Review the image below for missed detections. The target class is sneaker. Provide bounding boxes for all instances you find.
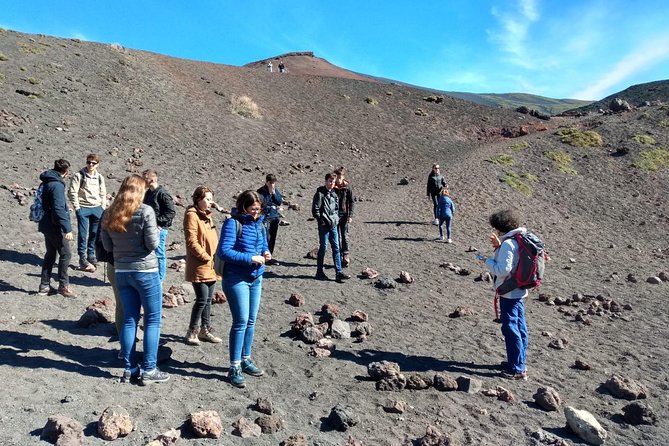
[37,285,53,296]
[437,236,444,241]
[336,272,351,283]
[140,368,170,386]
[57,286,77,298]
[447,239,453,243]
[432,219,439,225]
[228,365,246,388]
[79,262,96,272]
[185,328,201,345]
[121,367,140,383]
[315,272,329,281]
[198,327,222,343]
[500,370,528,381]
[241,358,264,376]
[342,255,350,268]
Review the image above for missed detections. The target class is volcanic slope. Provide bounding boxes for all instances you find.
[0,29,669,445]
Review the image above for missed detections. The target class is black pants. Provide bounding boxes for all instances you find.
[430,194,439,219]
[189,281,216,329]
[40,231,72,288]
[265,219,280,254]
[337,215,350,255]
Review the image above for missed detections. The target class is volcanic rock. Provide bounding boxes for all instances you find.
[622,401,657,425]
[456,376,482,394]
[281,434,308,446]
[405,373,432,390]
[97,405,133,440]
[300,326,324,344]
[383,399,410,414]
[331,319,351,339]
[232,416,261,438]
[564,406,607,445]
[288,292,305,306]
[433,373,458,392]
[76,298,115,327]
[368,361,401,380]
[533,387,562,411]
[418,425,452,446]
[328,404,359,431]
[397,270,414,283]
[41,415,84,446]
[603,374,647,400]
[255,414,283,434]
[189,410,222,439]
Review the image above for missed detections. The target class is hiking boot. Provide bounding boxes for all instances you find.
[121,367,140,383]
[336,272,351,283]
[315,271,329,281]
[241,358,264,377]
[500,370,528,381]
[342,255,350,267]
[198,327,222,343]
[87,256,99,266]
[140,368,170,386]
[185,328,201,345]
[228,365,246,388]
[79,262,96,272]
[58,286,77,298]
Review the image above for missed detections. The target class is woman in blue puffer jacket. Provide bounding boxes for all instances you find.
[218,190,270,388]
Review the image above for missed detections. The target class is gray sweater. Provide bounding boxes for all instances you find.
[101,204,160,271]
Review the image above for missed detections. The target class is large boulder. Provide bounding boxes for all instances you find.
[328,405,359,431]
[603,374,647,400]
[564,406,607,445]
[533,387,562,411]
[189,410,222,439]
[97,405,133,440]
[41,415,84,446]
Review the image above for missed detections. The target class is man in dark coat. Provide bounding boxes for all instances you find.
[142,169,176,282]
[333,167,355,267]
[311,172,350,283]
[38,159,76,297]
[257,173,283,265]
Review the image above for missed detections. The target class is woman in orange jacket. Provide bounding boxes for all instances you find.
[183,186,223,345]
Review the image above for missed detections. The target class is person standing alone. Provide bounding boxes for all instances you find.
[333,167,355,267]
[68,153,107,272]
[426,163,447,225]
[38,159,76,297]
[142,169,176,282]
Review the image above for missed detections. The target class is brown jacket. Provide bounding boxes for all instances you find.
[184,206,218,282]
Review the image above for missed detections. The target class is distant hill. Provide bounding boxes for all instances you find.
[562,79,669,115]
[246,52,591,115]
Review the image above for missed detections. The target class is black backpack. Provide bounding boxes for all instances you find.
[496,231,545,294]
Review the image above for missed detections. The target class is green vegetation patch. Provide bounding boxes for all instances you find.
[632,134,656,145]
[0,52,8,61]
[659,119,669,128]
[0,73,5,82]
[27,77,40,85]
[365,97,378,106]
[500,171,532,196]
[555,127,603,148]
[19,42,46,55]
[231,95,261,119]
[509,141,529,152]
[633,148,669,171]
[544,150,577,175]
[489,154,515,166]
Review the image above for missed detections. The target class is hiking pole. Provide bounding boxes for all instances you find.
[103,262,107,284]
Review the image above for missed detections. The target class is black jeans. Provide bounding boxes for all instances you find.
[430,194,439,219]
[40,231,72,288]
[189,281,216,329]
[337,214,350,255]
[265,218,280,254]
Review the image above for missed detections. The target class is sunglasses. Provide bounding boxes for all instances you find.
[87,161,99,165]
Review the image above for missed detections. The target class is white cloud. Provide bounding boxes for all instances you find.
[572,34,669,100]
[69,31,90,42]
[489,0,540,69]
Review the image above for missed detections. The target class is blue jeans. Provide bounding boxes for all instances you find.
[116,271,163,372]
[223,273,263,363]
[317,224,342,274]
[76,206,103,263]
[438,216,452,239]
[155,228,168,281]
[500,297,529,373]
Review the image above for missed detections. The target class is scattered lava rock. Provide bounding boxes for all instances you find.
[622,401,657,425]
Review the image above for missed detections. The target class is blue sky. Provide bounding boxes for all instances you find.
[2,0,668,100]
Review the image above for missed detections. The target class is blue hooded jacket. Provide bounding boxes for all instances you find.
[38,169,72,234]
[437,195,455,219]
[218,213,268,280]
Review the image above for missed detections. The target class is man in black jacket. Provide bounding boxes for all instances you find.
[38,159,76,297]
[333,167,355,267]
[142,169,176,282]
[257,174,283,265]
[311,172,350,283]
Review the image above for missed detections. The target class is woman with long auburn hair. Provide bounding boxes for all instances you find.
[101,174,169,386]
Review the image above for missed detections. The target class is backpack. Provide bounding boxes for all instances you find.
[29,183,45,222]
[214,217,242,276]
[496,231,545,295]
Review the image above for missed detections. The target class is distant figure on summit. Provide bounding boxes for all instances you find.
[278,61,286,73]
[267,61,273,73]
[426,163,447,225]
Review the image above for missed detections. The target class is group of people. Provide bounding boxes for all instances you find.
[36,155,531,386]
[266,60,286,73]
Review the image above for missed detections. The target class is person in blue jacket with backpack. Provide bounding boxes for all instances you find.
[477,209,529,380]
[218,190,271,388]
[436,187,455,243]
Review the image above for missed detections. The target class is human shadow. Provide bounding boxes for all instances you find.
[0,248,43,266]
[263,271,317,280]
[330,348,500,378]
[41,319,115,338]
[25,272,107,287]
[542,426,588,444]
[270,260,312,268]
[365,220,428,226]
[0,279,31,294]
[0,330,115,378]
[383,237,426,242]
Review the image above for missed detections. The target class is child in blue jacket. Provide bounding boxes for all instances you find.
[436,187,455,242]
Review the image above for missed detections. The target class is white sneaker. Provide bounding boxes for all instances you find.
[432,219,439,225]
[447,239,452,243]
